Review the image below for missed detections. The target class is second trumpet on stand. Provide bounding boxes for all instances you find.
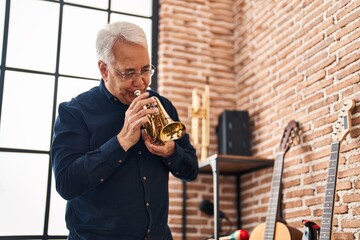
[191,81,210,162]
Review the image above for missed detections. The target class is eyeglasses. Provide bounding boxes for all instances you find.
[111,64,156,82]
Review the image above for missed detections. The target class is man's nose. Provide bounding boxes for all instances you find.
[132,74,145,86]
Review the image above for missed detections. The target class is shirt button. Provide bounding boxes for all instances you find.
[138,151,142,155]
[143,176,147,181]
[167,162,172,165]
[100,178,104,182]
[118,159,123,164]
[148,228,151,233]
[146,202,150,207]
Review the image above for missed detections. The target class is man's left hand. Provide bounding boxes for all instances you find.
[142,131,175,158]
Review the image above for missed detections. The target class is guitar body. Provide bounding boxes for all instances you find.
[250,222,303,240]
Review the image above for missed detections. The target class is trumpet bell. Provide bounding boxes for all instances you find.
[160,122,186,142]
[134,90,186,144]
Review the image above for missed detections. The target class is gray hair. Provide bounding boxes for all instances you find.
[96,21,148,64]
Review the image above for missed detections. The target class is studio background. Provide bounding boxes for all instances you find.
[0,0,359,240]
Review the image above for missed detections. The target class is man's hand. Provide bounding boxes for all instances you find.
[142,131,175,158]
[117,92,158,151]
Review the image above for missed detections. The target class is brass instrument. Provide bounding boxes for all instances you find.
[190,79,210,161]
[134,90,186,144]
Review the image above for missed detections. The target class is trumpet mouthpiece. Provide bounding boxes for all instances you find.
[134,90,141,97]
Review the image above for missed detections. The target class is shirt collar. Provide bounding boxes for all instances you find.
[99,79,121,104]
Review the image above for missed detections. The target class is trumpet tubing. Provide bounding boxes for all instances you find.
[134,90,186,144]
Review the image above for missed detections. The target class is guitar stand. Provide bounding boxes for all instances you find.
[302,220,320,240]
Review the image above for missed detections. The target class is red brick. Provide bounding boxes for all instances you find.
[161,0,360,236]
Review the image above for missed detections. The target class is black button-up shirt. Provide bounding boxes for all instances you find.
[51,80,198,240]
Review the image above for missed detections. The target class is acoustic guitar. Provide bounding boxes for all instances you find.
[302,99,355,240]
[249,120,303,240]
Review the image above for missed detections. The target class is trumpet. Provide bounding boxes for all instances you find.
[134,90,186,144]
[190,79,210,161]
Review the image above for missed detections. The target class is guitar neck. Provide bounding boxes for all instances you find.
[319,141,340,240]
[264,152,285,240]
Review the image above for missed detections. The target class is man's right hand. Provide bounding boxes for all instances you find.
[117,92,158,151]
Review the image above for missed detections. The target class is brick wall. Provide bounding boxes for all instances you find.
[158,0,360,239]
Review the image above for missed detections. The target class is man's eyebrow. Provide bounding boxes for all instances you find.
[110,66,135,74]
[116,64,151,72]
[119,68,135,73]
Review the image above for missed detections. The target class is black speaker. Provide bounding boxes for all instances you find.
[217,110,252,156]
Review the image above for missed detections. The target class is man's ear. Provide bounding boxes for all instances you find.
[98,60,108,80]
